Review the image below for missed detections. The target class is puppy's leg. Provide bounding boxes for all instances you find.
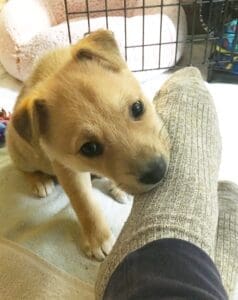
[92,178,130,204]
[52,161,115,261]
[23,171,55,198]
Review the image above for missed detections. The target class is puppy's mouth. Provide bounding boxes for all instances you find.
[117,181,160,196]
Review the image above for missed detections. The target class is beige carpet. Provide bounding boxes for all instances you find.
[0,237,94,299]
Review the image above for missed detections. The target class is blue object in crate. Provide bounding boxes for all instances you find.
[213,53,238,75]
[218,19,238,53]
[0,122,6,144]
[214,19,238,75]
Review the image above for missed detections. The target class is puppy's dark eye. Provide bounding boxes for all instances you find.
[80,142,103,157]
[131,100,144,119]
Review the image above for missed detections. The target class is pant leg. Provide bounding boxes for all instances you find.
[103,238,228,300]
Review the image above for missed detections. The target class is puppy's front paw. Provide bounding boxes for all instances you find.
[107,185,130,204]
[33,178,55,198]
[81,229,115,261]
[24,172,55,198]
[92,178,130,204]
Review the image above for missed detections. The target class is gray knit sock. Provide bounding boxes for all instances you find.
[95,67,222,299]
[215,181,238,299]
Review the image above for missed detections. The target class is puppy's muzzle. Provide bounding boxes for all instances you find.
[139,157,167,185]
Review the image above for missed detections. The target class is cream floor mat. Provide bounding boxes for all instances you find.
[0,147,132,286]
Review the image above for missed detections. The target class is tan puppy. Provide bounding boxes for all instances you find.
[7,30,170,260]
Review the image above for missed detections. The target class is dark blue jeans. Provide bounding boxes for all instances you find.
[103,239,228,300]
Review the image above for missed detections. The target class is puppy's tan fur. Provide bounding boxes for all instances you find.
[7,30,170,260]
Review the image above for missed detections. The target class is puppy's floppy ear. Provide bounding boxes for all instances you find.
[12,99,48,143]
[72,29,127,72]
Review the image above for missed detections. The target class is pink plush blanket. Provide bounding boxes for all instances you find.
[0,0,187,81]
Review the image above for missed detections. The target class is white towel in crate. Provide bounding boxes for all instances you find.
[0,0,187,81]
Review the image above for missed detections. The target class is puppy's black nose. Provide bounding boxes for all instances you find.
[139,157,167,185]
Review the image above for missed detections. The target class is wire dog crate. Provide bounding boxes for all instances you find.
[63,0,238,82]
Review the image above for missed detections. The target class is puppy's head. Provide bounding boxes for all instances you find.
[13,30,170,194]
